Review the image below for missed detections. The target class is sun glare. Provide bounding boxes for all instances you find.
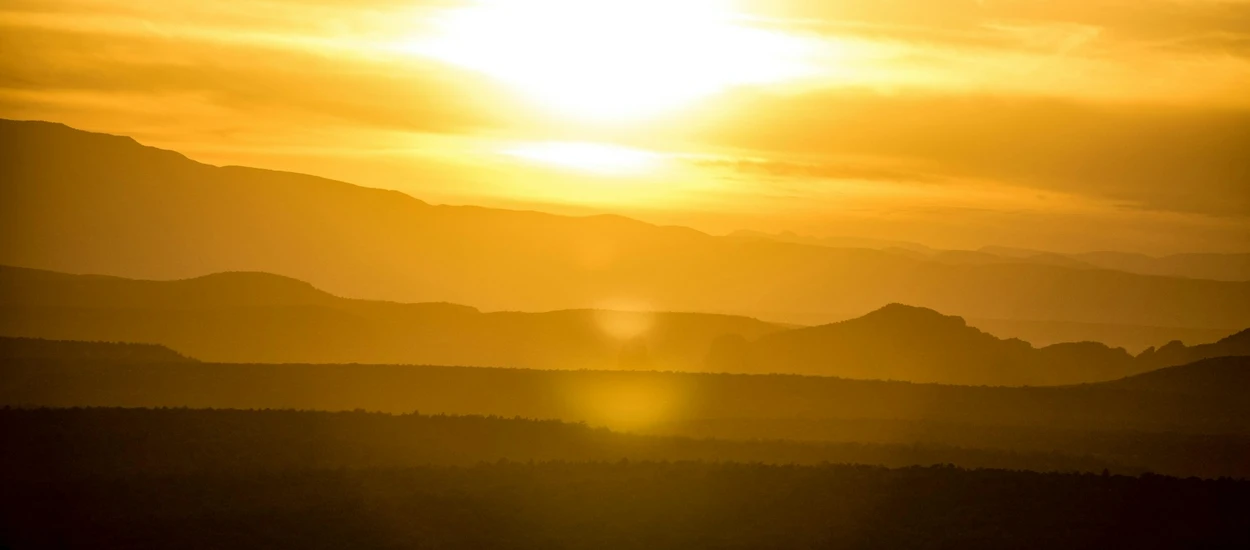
[504,141,662,175]
[410,0,815,121]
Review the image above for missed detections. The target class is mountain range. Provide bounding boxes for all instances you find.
[3,265,1246,385]
[729,232,1250,282]
[3,119,1248,334]
[707,304,1250,385]
[0,265,782,370]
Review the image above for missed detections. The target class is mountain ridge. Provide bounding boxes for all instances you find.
[0,264,780,369]
[708,303,1146,385]
[5,264,1247,385]
[3,118,1248,331]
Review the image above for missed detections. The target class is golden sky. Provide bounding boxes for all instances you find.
[2,0,1248,253]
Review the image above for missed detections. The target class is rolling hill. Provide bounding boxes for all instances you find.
[6,457,1246,550]
[707,304,1146,385]
[1135,330,1250,372]
[5,339,1250,478]
[0,408,1126,479]
[961,317,1236,355]
[4,266,1247,384]
[709,304,1250,385]
[3,119,1248,331]
[1098,355,1250,396]
[5,344,1249,437]
[0,265,783,370]
[730,233,1250,282]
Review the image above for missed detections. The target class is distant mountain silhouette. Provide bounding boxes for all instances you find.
[707,304,1147,385]
[0,265,781,369]
[0,336,192,363]
[964,317,1235,355]
[1097,356,1250,396]
[726,230,935,254]
[0,266,336,309]
[708,304,1250,385]
[1135,329,1250,372]
[6,265,1247,384]
[980,246,1250,282]
[929,249,1096,270]
[3,119,1248,332]
[731,236,1249,282]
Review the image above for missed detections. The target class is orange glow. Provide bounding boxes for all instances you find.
[504,142,662,175]
[408,0,816,121]
[2,2,1250,541]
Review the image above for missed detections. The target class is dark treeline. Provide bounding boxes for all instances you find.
[6,350,1250,478]
[3,461,1248,550]
[648,417,1250,479]
[4,357,1248,435]
[0,408,1128,479]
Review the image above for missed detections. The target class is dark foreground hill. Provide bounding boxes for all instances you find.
[1098,355,1250,396]
[0,408,1125,479]
[7,267,1247,384]
[2,459,1246,550]
[3,119,1248,331]
[1,409,1248,549]
[6,350,1250,435]
[5,351,1250,478]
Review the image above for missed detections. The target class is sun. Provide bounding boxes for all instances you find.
[409,0,814,121]
[504,141,661,175]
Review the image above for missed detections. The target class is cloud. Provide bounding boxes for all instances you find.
[744,0,1250,46]
[737,0,1250,98]
[690,89,1250,217]
[691,157,945,185]
[0,19,510,139]
[2,0,1247,224]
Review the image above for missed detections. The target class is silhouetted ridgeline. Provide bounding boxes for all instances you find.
[7,338,1250,477]
[738,233,1250,282]
[0,265,781,372]
[1136,330,1250,372]
[3,120,1248,330]
[0,336,191,363]
[964,316,1235,355]
[708,304,1250,384]
[0,408,1130,479]
[2,461,1247,550]
[1050,249,1250,282]
[711,304,1122,384]
[1098,355,1250,396]
[5,266,1247,384]
[4,355,1249,436]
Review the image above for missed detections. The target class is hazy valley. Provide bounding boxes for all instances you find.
[4,120,1247,332]
[2,117,1248,548]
